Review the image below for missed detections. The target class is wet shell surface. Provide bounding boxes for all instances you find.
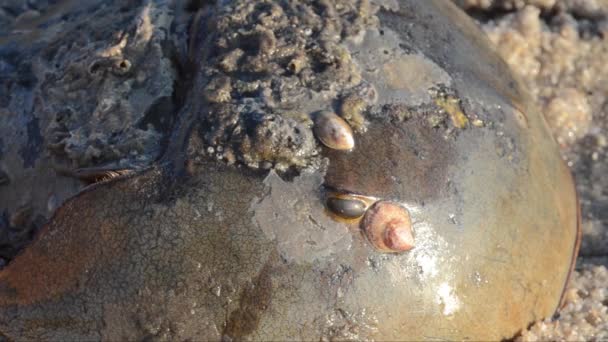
[361,201,415,252]
[0,0,580,341]
[326,196,368,219]
[313,111,355,151]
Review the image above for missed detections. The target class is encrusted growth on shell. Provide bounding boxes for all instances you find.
[190,0,380,171]
[57,166,135,184]
[40,5,173,169]
[428,87,485,131]
[340,93,369,132]
[366,86,486,136]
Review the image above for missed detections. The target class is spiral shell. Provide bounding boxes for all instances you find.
[361,201,414,253]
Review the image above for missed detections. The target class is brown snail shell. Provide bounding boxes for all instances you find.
[313,110,355,151]
[361,201,414,253]
[326,196,367,219]
[324,192,377,220]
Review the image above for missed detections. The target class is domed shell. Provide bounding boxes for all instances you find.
[0,1,579,341]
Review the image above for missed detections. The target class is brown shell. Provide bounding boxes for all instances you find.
[313,111,355,151]
[361,201,414,252]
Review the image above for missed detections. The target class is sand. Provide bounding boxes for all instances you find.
[455,0,608,339]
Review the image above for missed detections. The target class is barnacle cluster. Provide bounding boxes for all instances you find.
[190,0,379,171]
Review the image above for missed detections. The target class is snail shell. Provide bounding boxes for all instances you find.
[313,110,355,151]
[325,192,377,220]
[326,197,367,219]
[361,201,414,253]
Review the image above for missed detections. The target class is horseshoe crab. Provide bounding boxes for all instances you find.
[0,0,579,340]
